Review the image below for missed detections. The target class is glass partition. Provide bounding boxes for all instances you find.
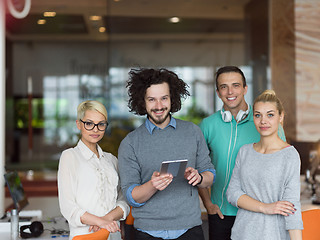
[5,0,268,172]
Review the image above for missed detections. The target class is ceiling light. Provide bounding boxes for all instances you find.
[99,27,106,33]
[169,17,180,23]
[43,12,56,17]
[90,15,102,21]
[37,19,46,25]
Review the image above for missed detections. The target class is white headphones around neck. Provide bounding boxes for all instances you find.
[221,108,249,123]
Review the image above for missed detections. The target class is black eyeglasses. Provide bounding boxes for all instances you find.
[80,119,108,131]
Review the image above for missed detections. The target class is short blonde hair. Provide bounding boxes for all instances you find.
[253,89,284,115]
[77,100,108,121]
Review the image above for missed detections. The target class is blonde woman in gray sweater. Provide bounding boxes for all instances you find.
[226,90,303,240]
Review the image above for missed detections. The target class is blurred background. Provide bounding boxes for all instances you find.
[2,0,320,200]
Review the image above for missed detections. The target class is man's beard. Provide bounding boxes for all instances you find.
[147,108,170,125]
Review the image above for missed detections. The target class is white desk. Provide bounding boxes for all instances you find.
[0,232,68,240]
[3,197,69,239]
[0,217,69,240]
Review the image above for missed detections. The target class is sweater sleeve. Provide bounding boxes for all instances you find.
[226,146,246,208]
[194,124,215,177]
[281,148,303,230]
[118,134,143,204]
[199,119,209,144]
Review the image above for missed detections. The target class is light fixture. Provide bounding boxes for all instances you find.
[37,19,46,25]
[168,17,180,23]
[7,0,31,19]
[99,27,106,33]
[43,12,56,17]
[89,15,102,21]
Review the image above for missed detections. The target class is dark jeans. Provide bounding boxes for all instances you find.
[208,214,235,240]
[124,223,135,240]
[134,225,205,240]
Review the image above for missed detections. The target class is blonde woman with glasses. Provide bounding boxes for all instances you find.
[58,100,129,240]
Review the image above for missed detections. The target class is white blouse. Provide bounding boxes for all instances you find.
[58,140,129,240]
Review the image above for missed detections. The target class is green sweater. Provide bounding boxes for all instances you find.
[200,106,273,216]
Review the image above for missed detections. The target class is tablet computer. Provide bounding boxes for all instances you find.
[160,159,188,178]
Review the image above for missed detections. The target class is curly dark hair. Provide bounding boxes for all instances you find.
[126,68,190,115]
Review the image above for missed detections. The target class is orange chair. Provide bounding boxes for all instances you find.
[125,207,134,226]
[72,229,110,240]
[302,208,320,240]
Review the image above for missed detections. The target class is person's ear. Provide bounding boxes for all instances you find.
[76,120,81,130]
[243,85,248,96]
[216,88,221,99]
[279,112,284,125]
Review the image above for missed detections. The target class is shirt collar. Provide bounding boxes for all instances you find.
[77,139,104,160]
[145,116,176,135]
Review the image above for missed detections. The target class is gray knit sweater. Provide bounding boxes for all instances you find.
[118,118,215,231]
[226,144,303,240]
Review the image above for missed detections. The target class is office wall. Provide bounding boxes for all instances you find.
[296,0,320,142]
[270,0,296,142]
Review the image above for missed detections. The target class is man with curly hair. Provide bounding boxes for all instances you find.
[118,68,216,240]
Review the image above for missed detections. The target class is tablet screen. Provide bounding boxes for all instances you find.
[160,159,188,178]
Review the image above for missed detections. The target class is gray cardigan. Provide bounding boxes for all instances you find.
[118,118,215,231]
[226,144,303,240]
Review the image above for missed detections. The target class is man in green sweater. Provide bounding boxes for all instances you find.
[118,68,215,240]
[199,66,285,240]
